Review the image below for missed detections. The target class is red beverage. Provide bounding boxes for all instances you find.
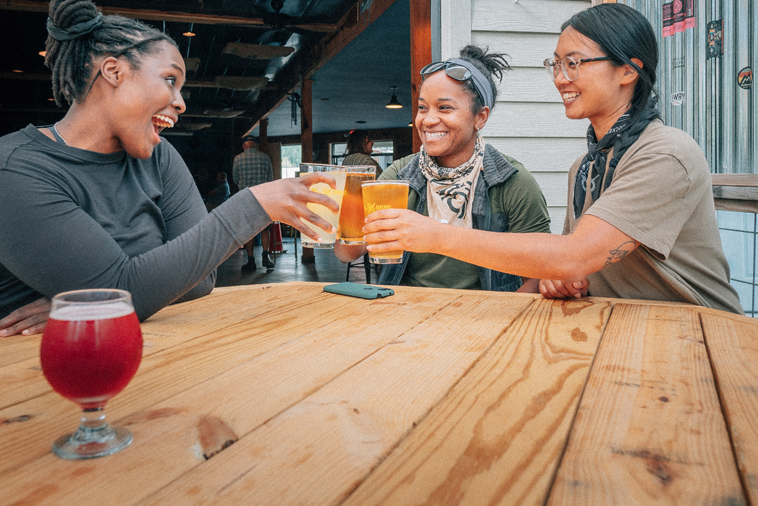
[41,304,142,410]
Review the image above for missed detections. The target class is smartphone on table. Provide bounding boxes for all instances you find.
[323,282,394,300]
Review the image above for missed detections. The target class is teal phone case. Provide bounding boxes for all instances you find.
[323,282,395,300]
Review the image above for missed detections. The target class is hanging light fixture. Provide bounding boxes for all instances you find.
[183,23,196,37]
[386,86,402,109]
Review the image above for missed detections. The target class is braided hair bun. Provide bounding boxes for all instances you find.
[458,45,511,112]
[45,0,176,106]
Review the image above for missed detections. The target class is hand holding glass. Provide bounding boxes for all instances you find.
[338,166,376,245]
[361,180,409,264]
[298,164,347,249]
[40,289,143,459]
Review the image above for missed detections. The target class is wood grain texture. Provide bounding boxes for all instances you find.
[0,286,276,413]
[342,298,610,506]
[0,284,468,504]
[549,304,745,505]
[712,174,758,187]
[1,283,751,506]
[712,185,758,202]
[713,198,758,214]
[700,313,758,503]
[0,333,42,368]
[0,284,332,475]
[139,293,534,505]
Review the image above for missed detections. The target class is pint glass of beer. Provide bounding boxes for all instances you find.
[298,164,346,249]
[361,180,409,264]
[338,166,376,245]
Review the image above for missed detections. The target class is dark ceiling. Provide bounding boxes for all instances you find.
[0,0,412,139]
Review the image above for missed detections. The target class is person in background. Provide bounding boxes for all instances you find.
[342,130,382,176]
[335,46,551,292]
[359,4,743,314]
[233,135,275,271]
[0,0,339,336]
[205,171,230,211]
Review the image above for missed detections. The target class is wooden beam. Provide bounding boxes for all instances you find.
[213,76,269,91]
[0,71,50,81]
[300,77,315,262]
[0,0,337,31]
[301,78,313,164]
[0,72,279,92]
[246,0,398,134]
[410,0,432,153]
[223,43,295,60]
[712,174,758,187]
[711,175,758,213]
[714,199,758,214]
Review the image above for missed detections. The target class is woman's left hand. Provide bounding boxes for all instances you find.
[539,278,590,299]
[0,296,51,337]
[363,209,443,254]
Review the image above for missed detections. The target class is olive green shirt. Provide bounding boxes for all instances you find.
[380,152,551,289]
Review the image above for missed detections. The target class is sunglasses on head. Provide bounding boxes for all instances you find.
[420,61,472,82]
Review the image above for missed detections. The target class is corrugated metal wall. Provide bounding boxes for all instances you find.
[621,0,756,174]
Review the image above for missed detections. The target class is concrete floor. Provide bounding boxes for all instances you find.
[216,238,378,287]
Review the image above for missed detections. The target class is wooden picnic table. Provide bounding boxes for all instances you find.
[1,282,757,505]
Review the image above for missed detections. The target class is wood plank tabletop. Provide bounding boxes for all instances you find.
[0,282,756,505]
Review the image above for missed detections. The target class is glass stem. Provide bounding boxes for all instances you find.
[72,407,114,444]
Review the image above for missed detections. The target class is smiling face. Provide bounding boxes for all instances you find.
[415,71,488,168]
[108,41,186,159]
[553,27,637,140]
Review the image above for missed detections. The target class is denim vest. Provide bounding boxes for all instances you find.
[377,144,523,292]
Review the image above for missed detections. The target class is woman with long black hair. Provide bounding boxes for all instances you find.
[360,4,742,314]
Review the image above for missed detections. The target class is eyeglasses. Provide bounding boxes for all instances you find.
[543,56,612,82]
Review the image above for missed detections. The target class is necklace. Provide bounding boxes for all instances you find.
[52,123,71,147]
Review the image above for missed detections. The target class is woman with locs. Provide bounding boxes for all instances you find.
[336,46,552,292]
[0,0,339,336]
[358,4,742,314]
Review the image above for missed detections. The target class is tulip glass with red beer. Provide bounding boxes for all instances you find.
[40,289,143,459]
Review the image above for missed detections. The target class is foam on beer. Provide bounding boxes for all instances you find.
[51,302,134,321]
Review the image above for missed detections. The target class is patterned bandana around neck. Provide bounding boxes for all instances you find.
[420,134,485,228]
[573,104,659,219]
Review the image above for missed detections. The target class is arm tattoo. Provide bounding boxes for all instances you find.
[604,241,637,268]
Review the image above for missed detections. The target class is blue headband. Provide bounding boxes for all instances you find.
[47,13,103,41]
[448,58,494,110]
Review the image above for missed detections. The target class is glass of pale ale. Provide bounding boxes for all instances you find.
[40,289,143,459]
[361,180,410,264]
[338,166,376,244]
[298,163,347,249]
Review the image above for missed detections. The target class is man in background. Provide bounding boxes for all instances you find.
[205,172,230,211]
[233,135,275,271]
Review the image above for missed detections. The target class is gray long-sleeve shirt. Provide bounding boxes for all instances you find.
[0,125,270,321]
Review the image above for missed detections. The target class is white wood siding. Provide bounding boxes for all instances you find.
[442,0,591,233]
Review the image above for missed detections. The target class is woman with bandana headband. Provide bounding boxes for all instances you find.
[358,4,742,315]
[335,46,552,292]
[0,0,340,335]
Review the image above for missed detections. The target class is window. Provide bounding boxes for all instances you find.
[281,144,302,179]
[331,140,394,169]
